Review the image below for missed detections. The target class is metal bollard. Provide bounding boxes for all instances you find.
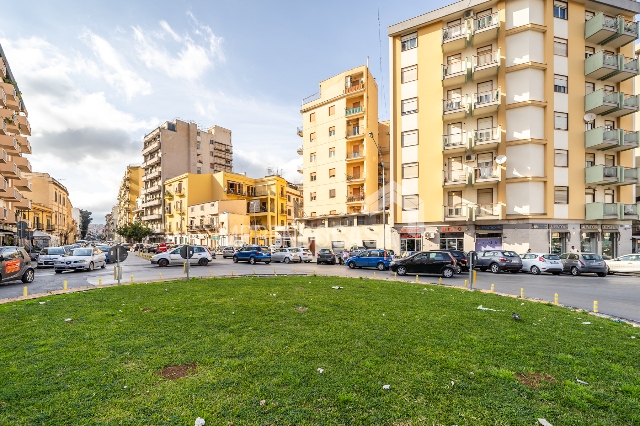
[473,270,477,285]
[520,288,524,299]
[63,280,68,290]
[491,283,494,293]
[594,300,598,313]
[554,293,558,305]
[23,286,27,297]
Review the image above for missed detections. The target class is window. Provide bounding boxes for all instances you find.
[401,65,418,83]
[210,151,214,157]
[329,147,335,157]
[402,195,419,210]
[329,189,336,198]
[554,75,568,93]
[310,112,315,122]
[329,210,336,215]
[210,139,214,145]
[310,152,316,162]
[604,120,615,131]
[401,32,417,51]
[554,38,567,56]
[328,105,335,116]
[310,172,317,182]
[554,186,568,204]
[554,112,568,130]
[197,141,201,150]
[585,153,595,167]
[555,149,568,167]
[329,168,336,178]
[604,189,615,203]
[402,162,419,179]
[554,1,568,19]
[585,10,595,21]
[585,188,595,204]
[401,98,418,115]
[604,84,615,92]
[585,46,595,58]
[329,126,335,136]
[310,192,317,201]
[310,132,316,143]
[401,130,418,147]
[605,154,616,167]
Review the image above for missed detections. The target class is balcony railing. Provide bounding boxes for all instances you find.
[473,87,500,109]
[296,126,303,137]
[347,195,364,203]
[443,97,468,114]
[346,127,363,138]
[442,60,467,79]
[344,83,364,94]
[624,203,639,216]
[474,12,499,33]
[474,50,499,69]
[442,133,466,150]
[296,146,303,155]
[474,126,501,144]
[345,106,364,116]
[473,166,500,181]
[444,204,468,218]
[346,151,364,160]
[443,169,468,185]
[442,22,467,43]
[346,173,365,182]
[475,203,500,217]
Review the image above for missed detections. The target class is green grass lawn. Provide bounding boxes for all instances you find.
[1,277,639,425]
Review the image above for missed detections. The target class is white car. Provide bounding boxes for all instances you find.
[151,246,213,267]
[520,252,563,275]
[606,254,640,274]
[289,247,312,263]
[37,246,66,268]
[271,248,301,263]
[54,247,107,273]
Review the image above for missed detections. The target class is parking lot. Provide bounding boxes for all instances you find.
[2,253,639,323]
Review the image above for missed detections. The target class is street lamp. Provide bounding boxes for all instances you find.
[367,131,386,250]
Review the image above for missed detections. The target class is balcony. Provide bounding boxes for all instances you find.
[46,225,55,232]
[442,59,468,87]
[443,169,470,187]
[444,204,472,221]
[584,89,632,117]
[296,146,303,155]
[623,203,640,219]
[0,148,5,163]
[472,126,501,150]
[585,52,639,83]
[141,213,163,221]
[0,88,5,108]
[345,106,364,117]
[443,97,469,120]
[15,136,31,154]
[14,198,31,211]
[0,177,6,192]
[16,115,30,136]
[143,169,161,181]
[143,155,161,167]
[472,49,500,81]
[472,11,500,45]
[346,173,365,183]
[344,83,364,95]
[585,13,619,45]
[141,141,160,156]
[346,127,363,138]
[145,184,161,194]
[471,166,500,185]
[474,203,501,219]
[346,195,364,203]
[585,202,640,220]
[142,198,162,208]
[442,132,467,152]
[14,156,31,172]
[4,188,22,202]
[297,126,303,137]
[346,151,364,161]
[472,87,500,115]
[0,161,19,178]
[14,178,32,192]
[442,21,469,53]
[0,135,18,155]
[297,164,303,174]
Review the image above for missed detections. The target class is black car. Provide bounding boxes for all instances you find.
[389,251,456,278]
[317,249,336,265]
[438,249,468,273]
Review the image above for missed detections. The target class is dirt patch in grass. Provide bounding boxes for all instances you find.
[516,372,555,389]
[295,286,304,291]
[295,306,308,313]
[158,363,197,380]
[141,308,152,313]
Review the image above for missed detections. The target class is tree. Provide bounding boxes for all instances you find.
[79,209,92,239]
[116,222,153,243]
[59,223,79,245]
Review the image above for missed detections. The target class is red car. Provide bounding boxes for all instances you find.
[157,243,168,253]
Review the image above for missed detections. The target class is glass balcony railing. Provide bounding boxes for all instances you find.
[345,106,363,116]
[442,60,467,81]
[474,126,501,144]
[443,169,468,185]
[444,204,469,218]
[442,133,466,150]
[473,88,500,109]
[475,203,500,217]
[442,23,466,43]
[474,12,499,33]
[473,166,499,180]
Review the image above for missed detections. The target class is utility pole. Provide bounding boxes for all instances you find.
[368,132,386,250]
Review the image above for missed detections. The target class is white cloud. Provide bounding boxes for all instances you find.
[159,21,182,42]
[80,30,152,99]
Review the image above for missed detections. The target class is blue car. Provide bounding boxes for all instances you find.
[346,249,392,271]
[97,246,113,263]
[233,246,271,265]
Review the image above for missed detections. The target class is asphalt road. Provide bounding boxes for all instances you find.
[2,253,639,323]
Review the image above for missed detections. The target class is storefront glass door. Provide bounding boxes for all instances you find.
[439,232,464,250]
[550,232,567,255]
[580,233,597,253]
[601,232,616,258]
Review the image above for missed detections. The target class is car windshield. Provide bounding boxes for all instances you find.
[72,249,93,256]
[503,251,519,257]
[43,247,65,255]
[319,249,331,254]
[582,254,602,261]
[98,247,110,252]
[543,254,560,260]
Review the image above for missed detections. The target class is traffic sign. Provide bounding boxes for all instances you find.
[108,245,129,262]
[180,245,195,259]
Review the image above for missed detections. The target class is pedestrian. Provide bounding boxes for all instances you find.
[527,248,532,253]
[569,245,578,253]
[342,249,349,264]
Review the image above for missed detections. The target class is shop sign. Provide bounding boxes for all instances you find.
[531,224,549,229]
[440,226,467,233]
[602,225,620,231]
[581,224,600,230]
[399,227,423,234]
[550,224,568,229]
[476,225,503,231]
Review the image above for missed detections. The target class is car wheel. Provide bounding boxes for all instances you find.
[232,256,238,263]
[570,266,580,276]
[454,265,462,274]
[442,267,454,278]
[490,263,500,274]
[397,266,407,276]
[530,266,541,275]
[88,262,94,271]
[597,272,607,277]
[376,262,386,271]
[159,259,169,267]
[55,270,63,274]
[198,258,208,266]
[249,257,256,265]
[348,262,356,269]
[21,269,35,283]
[284,257,290,264]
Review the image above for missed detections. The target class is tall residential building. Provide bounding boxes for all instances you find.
[389,0,639,257]
[0,44,33,245]
[140,119,233,241]
[116,165,142,230]
[295,66,392,253]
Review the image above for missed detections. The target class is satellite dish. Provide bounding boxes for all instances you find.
[584,113,596,122]
[495,155,507,165]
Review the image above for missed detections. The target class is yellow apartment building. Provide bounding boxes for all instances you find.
[187,199,250,248]
[163,173,216,243]
[389,0,639,257]
[116,165,142,231]
[295,66,393,253]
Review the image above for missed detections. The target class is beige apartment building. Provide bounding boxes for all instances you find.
[116,165,142,232]
[140,119,233,241]
[0,44,33,245]
[187,199,250,247]
[389,0,639,257]
[296,66,393,253]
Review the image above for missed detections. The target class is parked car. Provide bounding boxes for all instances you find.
[271,248,301,264]
[156,243,169,253]
[96,245,113,263]
[221,246,236,259]
[0,246,35,283]
[346,249,393,271]
[520,252,563,275]
[289,247,312,263]
[233,246,271,264]
[606,254,640,274]
[317,249,337,265]
[476,250,523,273]
[389,251,456,278]
[559,252,608,276]
[437,249,468,273]
[24,247,41,262]
[133,243,144,252]
[37,246,67,268]
[349,246,366,257]
[54,247,107,273]
[151,245,213,267]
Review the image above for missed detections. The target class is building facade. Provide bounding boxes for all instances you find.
[116,165,142,233]
[187,199,250,247]
[389,0,639,257]
[140,119,233,241]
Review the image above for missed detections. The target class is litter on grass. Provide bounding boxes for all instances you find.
[269,294,276,297]
[477,305,503,312]
[538,419,553,426]
[382,385,390,390]
[39,302,46,305]
[576,379,589,385]
[331,286,343,290]
[631,336,636,339]
[195,417,206,426]
[582,322,591,325]
[317,368,324,373]
[64,318,72,323]
[259,400,266,406]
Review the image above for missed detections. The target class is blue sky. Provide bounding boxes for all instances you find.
[0,0,448,220]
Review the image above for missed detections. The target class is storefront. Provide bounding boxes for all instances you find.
[399,227,423,253]
[549,224,569,255]
[580,224,599,253]
[601,225,619,258]
[439,226,465,250]
[475,225,502,251]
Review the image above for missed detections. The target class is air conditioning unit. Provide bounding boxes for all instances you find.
[424,232,436,239]
[465,154,476,162]
[463,9,474,18]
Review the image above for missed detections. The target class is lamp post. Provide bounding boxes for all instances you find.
[368,132,386,250]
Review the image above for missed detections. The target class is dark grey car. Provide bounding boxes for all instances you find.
[559,253,607,277]
[476,250,523,273]
[0,246,35,283]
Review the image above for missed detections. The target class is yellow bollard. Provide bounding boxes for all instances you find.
[473,270,477,285]
[293,268,296,274]
[554,293,558,305]
[373,271,376,278]
[439,277,443,285]
[63,280,68,290]
[394,273,397,281]
[416,275,419,283]
[183,262,186,274]
[464,279,468,288]
[23,286,27,297]
[253,269,256,275]
[491,283,494,293]
[98,278,102,286]
[130,275,134,283]
[231,270,234,276]
[113,266,116,279]
[159,273,162,280]
[594,300,598,313]
[274,269,276,275]
[520,288,524,298]
[209,270,212,277]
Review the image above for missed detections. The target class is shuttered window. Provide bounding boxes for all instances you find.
[401,66,417,83]
[401,130,418,147]
[554,187,568,204]
[554,38,567,56]
[328,105,335,116]
[401,32,417,51]
[401,98,418,115]
[402,163,419,179]
[554,112,568,130]
[554,75,568,93]
[402,195,419,210]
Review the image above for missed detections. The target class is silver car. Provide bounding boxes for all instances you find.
[520,253,563,275]
[54,247,107,273]
[221,246,236,259]
[37,247,67,268]
[151,245,213,267]
[559,252,607,277]
[271,248,301,264]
